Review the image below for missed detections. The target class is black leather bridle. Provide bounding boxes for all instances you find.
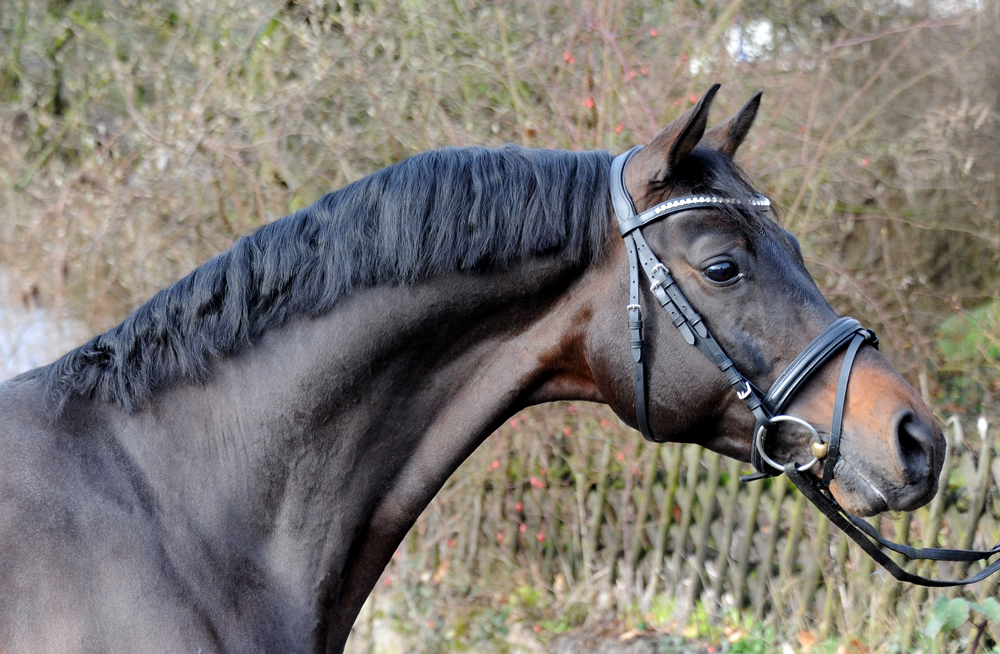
[610,146,1000,586]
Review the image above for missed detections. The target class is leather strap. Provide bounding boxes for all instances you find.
[786,464,1000,586]
[764,318,876,415]
[610,147,767,445]
[824,333,865,484]
[615,149,657,442]
[610,146,641,218]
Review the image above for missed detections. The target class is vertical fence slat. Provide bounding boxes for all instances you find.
[960,420,993,554]
[870,512,911,642]
[710,458,744,608]
[646,443,683,599]
[732,478,765,610]
[752,477,789,622]
[772,489,808,616]
[583,438,612,586]
[627,447,660,570]
[668,445,703,595]
[677,450,722,620]
[793,508,829,630]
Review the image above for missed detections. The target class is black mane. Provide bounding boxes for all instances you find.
[32,146,615,411]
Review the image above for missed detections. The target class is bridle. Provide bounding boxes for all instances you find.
[610,146,1000,587]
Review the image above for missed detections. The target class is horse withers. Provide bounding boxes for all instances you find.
[0,87,942,653]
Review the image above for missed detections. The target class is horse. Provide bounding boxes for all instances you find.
[0,86,943,653]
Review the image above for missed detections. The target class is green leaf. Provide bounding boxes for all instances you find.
[925,597,970,638]
[971,597,1000,623]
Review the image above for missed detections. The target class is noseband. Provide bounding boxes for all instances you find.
[609,146,1000,586]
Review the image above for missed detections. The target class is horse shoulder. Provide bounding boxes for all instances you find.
[0,379,235,652]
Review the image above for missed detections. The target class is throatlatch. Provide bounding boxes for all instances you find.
[609,146,1000,587]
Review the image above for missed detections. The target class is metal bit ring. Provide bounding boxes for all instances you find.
[755,414,822,473]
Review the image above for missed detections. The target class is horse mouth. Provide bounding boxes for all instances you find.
[827,457,891,517]
[767,413,945,517]
[826,425,944,517]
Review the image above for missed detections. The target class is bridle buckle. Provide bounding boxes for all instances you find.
[649,264,669,292]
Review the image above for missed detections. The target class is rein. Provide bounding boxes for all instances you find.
[609,146,1000,587]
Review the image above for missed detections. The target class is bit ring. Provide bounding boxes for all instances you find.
[755,414,822,473]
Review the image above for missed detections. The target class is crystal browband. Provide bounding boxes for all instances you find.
[617,193,771,237]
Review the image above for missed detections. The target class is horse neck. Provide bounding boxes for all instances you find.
[104,248,609,644]
[232,252,607,504]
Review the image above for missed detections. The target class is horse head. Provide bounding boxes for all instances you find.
[590,85,944,517]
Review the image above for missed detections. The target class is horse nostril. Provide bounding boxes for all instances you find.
[895,411,935,483]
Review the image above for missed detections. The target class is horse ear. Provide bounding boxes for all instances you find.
[625,84,720,195]
[701,91,762,157]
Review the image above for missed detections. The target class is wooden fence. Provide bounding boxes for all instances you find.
[359,403,1000,651]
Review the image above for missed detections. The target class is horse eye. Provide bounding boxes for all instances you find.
[704,261,740,284]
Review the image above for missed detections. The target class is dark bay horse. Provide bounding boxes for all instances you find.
[0,87,942,653]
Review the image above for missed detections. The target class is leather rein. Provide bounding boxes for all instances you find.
[610,146,1000,587]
